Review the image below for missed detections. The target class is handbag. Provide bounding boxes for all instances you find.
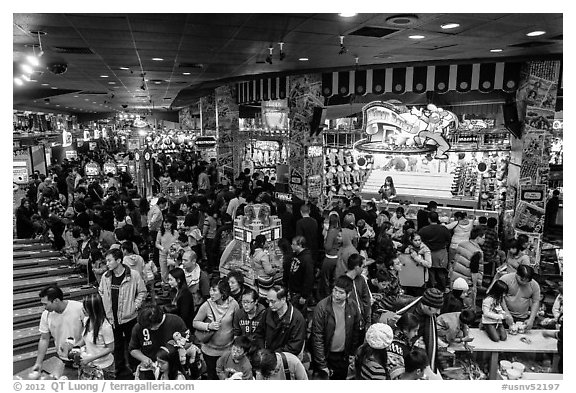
[194,300,217,344]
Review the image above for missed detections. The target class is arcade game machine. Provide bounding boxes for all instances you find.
[84,161,102,184]
[101,160,118,191]
[219,204,284,293]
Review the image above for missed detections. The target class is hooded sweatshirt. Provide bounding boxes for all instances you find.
[123,254,145,278]
[334,228,359,279]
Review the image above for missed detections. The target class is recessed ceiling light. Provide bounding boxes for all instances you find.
[29,79,37,82]
[74,95,79,98]
[490,48,503,53]
[85,99,89,101]
[298,57,309,61]
[182,72,191,75]
[339,13,357,17]
[51,87,58,89]
[154,81,161,84]
[152,57,164,61]
[441,23,460,29]
[42,83,49,86]
[56,105,60,107]
[119,67,129,70]
[100,75,109,78]
[409,35,426,39]
[108,82,116,84]
[527,30,546,37]
[92,102,97,104]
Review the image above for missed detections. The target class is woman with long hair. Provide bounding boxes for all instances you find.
[78,293,115,379]
[334,213,359,279]
[156,214,179,288]
[318,211,342,299]
[166,267,195,331]
[155,344,187,380]
[482,280,513,342]
[355,323,394,380]
[16,197,36,239]
[504,238,531,274]
[378,176,397,202]
[121,195,142,237]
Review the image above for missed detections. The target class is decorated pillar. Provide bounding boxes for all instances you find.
[287,74,325,202]
[200,92,217,137]
[504,60,561,269]
[215,84,240,181]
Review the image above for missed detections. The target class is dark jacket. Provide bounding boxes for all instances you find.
[295,216,319,251]
[347,205,369,225]
[288,249,315,299]
[232,303,266,339]
[16,206,35,239]
[174,288,195,332]
[311,296,361,369]
[416,208,431,231]
[254,304,306,356]
[349,274,372,327]
[418,223,451,252]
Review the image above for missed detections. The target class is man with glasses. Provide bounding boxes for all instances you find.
[310,276,361,379]
[254,286,307,357]
[233,288,266,341]
[500,265,541,331]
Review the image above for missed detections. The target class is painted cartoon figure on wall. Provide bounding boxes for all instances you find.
[360,101,457,159]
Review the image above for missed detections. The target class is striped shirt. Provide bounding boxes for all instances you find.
[358,357,388,380]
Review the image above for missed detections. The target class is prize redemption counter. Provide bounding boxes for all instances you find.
[219,204,284,289]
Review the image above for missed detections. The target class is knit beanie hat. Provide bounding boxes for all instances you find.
[452,277,469,291]
[365,323,393,350]
[421,288,444,309]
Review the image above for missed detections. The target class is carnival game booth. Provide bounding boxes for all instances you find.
[219,204,284,295]
[354,101,510,210]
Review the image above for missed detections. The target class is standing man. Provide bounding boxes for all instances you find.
[343,254,372,338]
[311,276,361,379]
[417,201,437,231]
[452,226,485,305]
[198,165,211,192]
[254,286,307,357]
[147,197,167,264]
[32,285,84,372]
[226,190,247,220]
[347,196,369,225]
[418,211,452,292]
[500,265,541,330]
[295,204,319,263]
[128,303,189,379]
[99,248,147,377]
[288,236,315,319]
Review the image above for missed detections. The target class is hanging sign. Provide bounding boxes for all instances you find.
[289,168,303,185]
[89,142,97,151]
[194,136,217,148]
[65,150,78,160]
[127,138,141,150]
[62,129,72,147]
[83,130,92,141]
[520,184,546,207]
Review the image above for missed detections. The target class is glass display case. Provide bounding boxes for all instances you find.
[219,204,284,288]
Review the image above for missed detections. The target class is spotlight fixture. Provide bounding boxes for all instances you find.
[265,47,273,64]
[14,77,23,86]
[279,42,285,61]
[339,36,348,55]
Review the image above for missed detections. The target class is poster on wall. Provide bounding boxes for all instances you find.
[514,229,542,269]
[307,175,322,198]
[519,184,546,208]
[13,163,29,184]
[513,200,544,233]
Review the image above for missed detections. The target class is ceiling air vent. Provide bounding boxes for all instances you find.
[349,26,399,38]
[385,14,419,27]
[509,41,551,48]
[52,47,94,55]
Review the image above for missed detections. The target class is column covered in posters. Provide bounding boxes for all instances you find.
[287,74,325,202]
[215,84,240,181]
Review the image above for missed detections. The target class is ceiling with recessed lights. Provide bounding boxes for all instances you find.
[13,13,562,115]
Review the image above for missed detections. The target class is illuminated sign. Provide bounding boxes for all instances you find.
[306,145,323,158]
[194,136,217,148]
[274,192,293,203]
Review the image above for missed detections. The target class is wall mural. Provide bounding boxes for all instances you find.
[357,101,458,159]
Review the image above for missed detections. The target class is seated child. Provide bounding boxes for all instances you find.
[216,336,253,380]
[436,309,476,347]
[482,280,514,342]
[399,348,430,380]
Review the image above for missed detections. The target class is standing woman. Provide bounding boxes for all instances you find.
[378,176,397,202]
[166,268,195,333]
[319,211,341,300]
[121,196,142,237]
[78,293,115,380]
[156,214,179,288]
[402,230,432,288]
[334,213,359,279]
[250,234,278,297]
[193,278,240,380]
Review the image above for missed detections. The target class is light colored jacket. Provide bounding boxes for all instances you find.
[452,240,483,286]
[99,264,147,325]
[147,204,163,231]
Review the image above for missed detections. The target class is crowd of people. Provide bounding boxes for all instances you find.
[16,154,563,381]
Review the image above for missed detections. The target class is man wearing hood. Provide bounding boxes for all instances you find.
[288,235,315,319]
